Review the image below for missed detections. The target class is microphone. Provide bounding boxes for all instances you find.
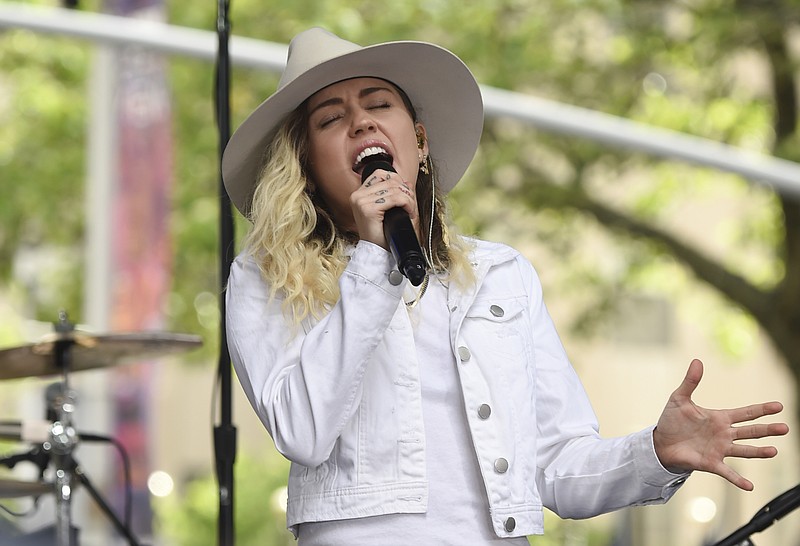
[360,155,427,286]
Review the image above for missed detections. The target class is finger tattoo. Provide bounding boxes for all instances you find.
[375,198,386,204]
[376,189,388,196]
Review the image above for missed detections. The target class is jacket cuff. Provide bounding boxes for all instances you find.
[344,241,407,298]
[634,426,691,503]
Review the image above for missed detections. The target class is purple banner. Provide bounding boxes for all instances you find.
[106,0,172,538]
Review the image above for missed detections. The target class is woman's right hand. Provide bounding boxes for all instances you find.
[349,168,419,250]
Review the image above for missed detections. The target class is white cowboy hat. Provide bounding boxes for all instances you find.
[221,27,484,216]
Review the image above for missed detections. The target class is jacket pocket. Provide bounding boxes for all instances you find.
[465,297,525,322]
[464,297,528,359]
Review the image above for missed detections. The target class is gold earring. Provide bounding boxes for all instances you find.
[416,131,425,149]
[420,156,429,175]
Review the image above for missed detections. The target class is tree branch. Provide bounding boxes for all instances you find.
[756,15,800,318]
[529,181,774,322]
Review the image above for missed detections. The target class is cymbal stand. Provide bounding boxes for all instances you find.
[66,454,141,545]
[48,311,79,546]
[44,313,142,546]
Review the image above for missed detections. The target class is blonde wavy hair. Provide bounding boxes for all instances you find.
[243,93,475,325]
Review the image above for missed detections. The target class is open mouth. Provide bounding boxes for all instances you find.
[353,146,393,175]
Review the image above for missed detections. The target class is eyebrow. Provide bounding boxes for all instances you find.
[308,86,395,118]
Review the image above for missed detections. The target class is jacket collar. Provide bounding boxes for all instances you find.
[465,237,519,269]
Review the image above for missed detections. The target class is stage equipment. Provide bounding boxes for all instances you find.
[710,483,800,546]
[213,0,237,543]
[0,479,52,499]
[0,331,202,380]
[0,311,202,545]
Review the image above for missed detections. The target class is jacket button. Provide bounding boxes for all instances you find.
[388,270,403,286]
[494,457,509,473]
[504,517,516,532]
[478,404,492,419]
[490,304,504,317]
[457,346,471,362]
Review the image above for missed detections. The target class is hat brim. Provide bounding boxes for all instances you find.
[222,40,484,217]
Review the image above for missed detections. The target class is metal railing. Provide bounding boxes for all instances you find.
[2,2,800,198]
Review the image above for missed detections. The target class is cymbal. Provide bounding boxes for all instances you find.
[0,331,203,380]
[0,479,52,498]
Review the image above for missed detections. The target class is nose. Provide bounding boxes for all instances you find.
[349,112,377,137]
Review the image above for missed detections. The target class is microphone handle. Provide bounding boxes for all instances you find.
[359,157,426,286]
[383,208,427,286]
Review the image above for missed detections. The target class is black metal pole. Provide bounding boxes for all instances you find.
[214,0,237,544]
[710,484,800,546]
[73,463,141,546]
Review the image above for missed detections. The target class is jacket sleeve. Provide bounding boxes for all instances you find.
[225,242,404,467]
[518,256,689,518]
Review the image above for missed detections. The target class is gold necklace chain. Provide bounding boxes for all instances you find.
[404,273,430,309]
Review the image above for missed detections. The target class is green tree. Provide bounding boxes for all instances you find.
[451,0,800,406]
[3,0,797,377]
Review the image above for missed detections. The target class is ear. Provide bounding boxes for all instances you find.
[415,123,429,157]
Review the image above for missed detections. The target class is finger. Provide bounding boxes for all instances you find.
[710,461,754,491]
[372,186,414,206]
[373,184,417,217]
[732,422,790,441]
[362,169,408,189]
[728,443,779,459]
[360,173,414,200]
[671,359,704,401]
[726,401,784,425]
[362,173,379,188]
[355,175,410,202]
[362,169,394,188]
[730,473,755,491]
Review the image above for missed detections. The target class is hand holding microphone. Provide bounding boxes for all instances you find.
[359,154,427,286]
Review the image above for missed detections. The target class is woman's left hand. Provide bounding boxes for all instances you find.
[653,358,789,490]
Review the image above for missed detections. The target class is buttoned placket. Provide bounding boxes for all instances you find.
[448,263,520,536]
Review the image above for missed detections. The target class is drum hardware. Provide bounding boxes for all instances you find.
[0,479,52,500]
[1,421,137,544]
[0,444,51,500]
[0,438,52,521]
[0,421,52,444]
[0,311,203,545]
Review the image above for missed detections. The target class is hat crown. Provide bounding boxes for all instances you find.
[222,28,483,217]
[279,28,361,90]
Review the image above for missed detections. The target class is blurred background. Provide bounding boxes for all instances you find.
[1,0,799,544]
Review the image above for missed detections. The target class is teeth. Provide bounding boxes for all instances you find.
[355,146,389,167]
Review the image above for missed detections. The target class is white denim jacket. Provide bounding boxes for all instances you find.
[226,238,688,539]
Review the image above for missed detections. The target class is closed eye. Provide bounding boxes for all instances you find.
[319,113,343,128]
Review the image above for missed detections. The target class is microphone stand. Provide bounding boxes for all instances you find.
[214,0,237,544]
[710,483,800,546]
